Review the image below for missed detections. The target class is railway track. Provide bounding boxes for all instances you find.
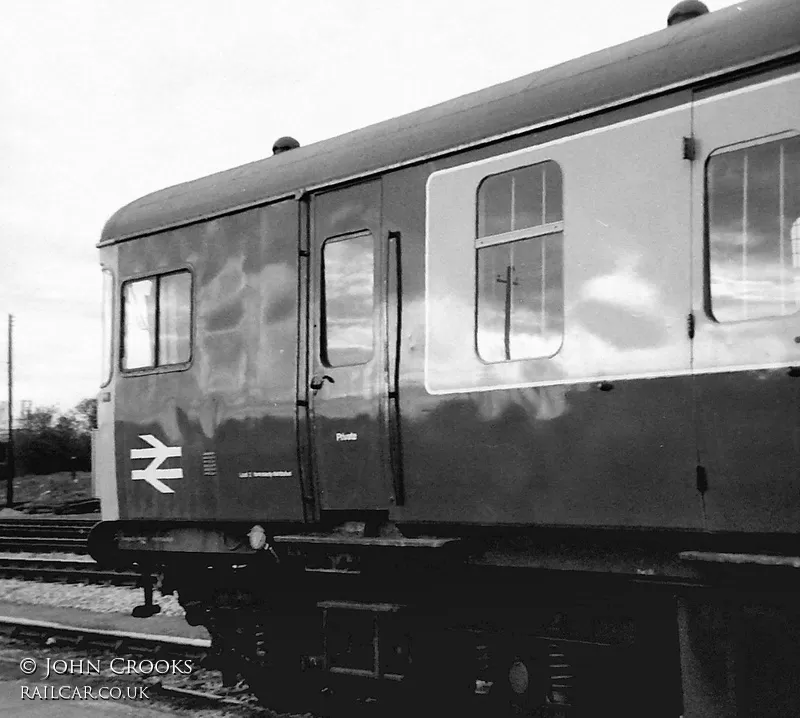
[0,517,136,585]
[0,556,138,585]
[0,517,96,554]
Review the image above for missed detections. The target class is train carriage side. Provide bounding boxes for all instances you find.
[95,78,800,540]
[89,1,800,716]
[94,0,800,541]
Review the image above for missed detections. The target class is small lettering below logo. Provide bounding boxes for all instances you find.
[130,434,182,494]
[238,470,293,479]
[335,432,358,442]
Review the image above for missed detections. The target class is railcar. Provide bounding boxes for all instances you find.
[90,1,800,715]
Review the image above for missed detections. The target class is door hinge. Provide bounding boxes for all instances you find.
[682,136,697,161]
[696,465,708,494]
[687,312,695,339]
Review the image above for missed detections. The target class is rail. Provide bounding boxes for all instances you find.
[0,556,137,585]
[0,517,96,553]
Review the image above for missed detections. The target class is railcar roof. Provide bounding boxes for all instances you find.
[100,0,800,246]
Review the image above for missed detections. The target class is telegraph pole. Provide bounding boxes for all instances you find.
[6,315,13,507]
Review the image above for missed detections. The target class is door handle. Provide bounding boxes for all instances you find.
[310,374,335,391]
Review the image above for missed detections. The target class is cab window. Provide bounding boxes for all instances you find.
[122,271,192,370]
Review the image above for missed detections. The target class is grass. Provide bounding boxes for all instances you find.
[3,471,94,512]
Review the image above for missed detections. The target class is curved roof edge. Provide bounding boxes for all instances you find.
[100,0,800,246]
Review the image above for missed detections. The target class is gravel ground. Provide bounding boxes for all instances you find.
[0,578,184,617]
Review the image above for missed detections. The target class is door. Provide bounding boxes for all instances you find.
[309,181,394,511]
[691,71,800,532]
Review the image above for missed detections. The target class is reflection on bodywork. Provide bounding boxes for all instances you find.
[197,252,297,416]
[574,258,668,350]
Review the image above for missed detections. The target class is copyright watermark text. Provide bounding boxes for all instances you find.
[22,685,149,700]
[17,655,195,701]
[19,656,193,679]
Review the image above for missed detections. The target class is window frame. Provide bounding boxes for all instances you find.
[474,161,565,363]
[704,130,800,324]
[120,267,194,375]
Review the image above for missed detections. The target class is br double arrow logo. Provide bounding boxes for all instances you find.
[130,434,183,494]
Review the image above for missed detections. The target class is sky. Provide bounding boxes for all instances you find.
[0,0,742,417]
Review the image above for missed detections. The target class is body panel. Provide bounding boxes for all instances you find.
[396,375,700,527]
[691,71,800,532]
[309,182,394,511]
[114,202,304,521]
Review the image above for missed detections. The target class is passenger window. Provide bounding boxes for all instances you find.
[476,161,564,361]
[122,271,192,371]
[322,233,374,366]
[707,134,800,322]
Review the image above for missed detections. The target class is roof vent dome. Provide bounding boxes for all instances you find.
[667,0,709,26]
[272,136,300,155]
